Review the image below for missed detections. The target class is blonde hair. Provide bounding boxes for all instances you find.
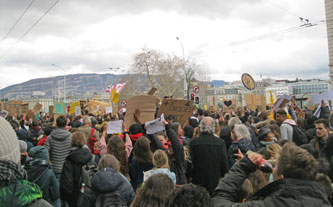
[266,143,282,166]
[152,150,169,169]
[71,131,87,147]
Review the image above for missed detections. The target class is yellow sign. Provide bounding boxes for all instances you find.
[69,101,80,114]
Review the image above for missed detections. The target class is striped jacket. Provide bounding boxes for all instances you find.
[44,128,71,175]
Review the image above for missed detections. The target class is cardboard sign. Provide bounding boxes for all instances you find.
[20,103,29,114]
[49,105,54,115]
[88,100,112,115]
[157,99,195,125]
[33,103,43,113]
[245,94,266,111]
[69,101,80,114]
[107,120,123,134]
[55,102,67,115]
[124,95,156,127]
[147,87,157,95]
[145,114,165,134]
[222,99,237,111]
[27,110,36,119]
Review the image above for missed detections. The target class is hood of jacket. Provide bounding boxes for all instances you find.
[92,167,125,193]
[28,146,49,161]
[283,119,296,126]
[24,160,49,183]
[49,128,71,141]
[0,180,43,206]
[66,147,92,164]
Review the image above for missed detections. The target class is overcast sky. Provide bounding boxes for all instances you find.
[0,0,328,89]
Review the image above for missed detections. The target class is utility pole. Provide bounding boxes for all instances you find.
[325,0,333,89]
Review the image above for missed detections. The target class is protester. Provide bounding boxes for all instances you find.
[143,149,176,183]
[165,121,187,185]
[302,119,331,158]
[60,131,95,207]
[190,116,229,194]
[25,146,60,206]
[256,126,277,149]
[28,119,44,146]
[275,108,296,141]
[183,125,194,146]
[79,116,100,144]
[106,135,131,178]
[212,143,331,206]
[37,124,54,146]
[131,174,174,207]
[0,117,52,206]
[228,124,255,167]
[129,136,154,191]
[165,184,212,207]
[82,154,135,207]
[44,115,71,178]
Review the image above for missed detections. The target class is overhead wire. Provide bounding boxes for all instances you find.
[0,0,36,46]
[0,0,61,61]
[194,21,326,58]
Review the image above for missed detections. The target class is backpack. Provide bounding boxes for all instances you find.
[88,128,100,154]
[288,124,308,146]
[79,154,98,188]
[95,182,127,207]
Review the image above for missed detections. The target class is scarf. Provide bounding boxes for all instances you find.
[129,133,143,141]
[0,160,27,182]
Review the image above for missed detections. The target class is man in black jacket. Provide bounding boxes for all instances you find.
[190,117,229,194]
[212,143,331,207]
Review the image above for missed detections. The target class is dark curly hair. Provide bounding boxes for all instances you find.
[165,184,212,207]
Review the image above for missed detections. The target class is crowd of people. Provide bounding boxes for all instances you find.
[1,98,333,207]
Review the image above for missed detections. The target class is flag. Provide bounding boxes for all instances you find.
[105,86,111,93]
[110,82,127,103]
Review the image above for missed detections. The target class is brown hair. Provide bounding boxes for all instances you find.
[98,154,120,172]
[71,131,86,147]
[152,150,169,169]
[133,136,153,166]
[131,174,174,207]
[107,135,129,176]
[277,143,318,180]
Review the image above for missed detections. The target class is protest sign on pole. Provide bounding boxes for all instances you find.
[124,95,156,127]
[88,100,112,115]
[48,105,54,115]
[54,102,67,115]
[157,99,195,126]
[33,103,43,113]
[20,103,29,114]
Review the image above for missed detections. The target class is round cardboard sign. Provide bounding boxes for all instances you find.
[193,85,200,94]
[241,73,255,90]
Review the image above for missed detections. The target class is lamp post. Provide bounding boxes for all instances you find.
[176,37,188,100]
[51,64,66,103]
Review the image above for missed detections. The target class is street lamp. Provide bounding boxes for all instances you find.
[51,64,66,103]
[176,37,188,100]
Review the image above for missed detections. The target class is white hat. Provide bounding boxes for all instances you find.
[0,117,20,164]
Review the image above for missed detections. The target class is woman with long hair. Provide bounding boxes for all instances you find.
[129,136,154,191]
[131,174,174,207]
[107,135,129,178]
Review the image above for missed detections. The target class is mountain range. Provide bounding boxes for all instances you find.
[0,73,227,100]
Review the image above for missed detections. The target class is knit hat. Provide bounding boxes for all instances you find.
[18,140,27,153]
[0,117,20,164]
[258,126,272,139]
[28,146,49,161]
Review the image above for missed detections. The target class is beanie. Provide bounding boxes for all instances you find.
[18,140,27,153]
[0,117,20,164]
[28,146,49,161]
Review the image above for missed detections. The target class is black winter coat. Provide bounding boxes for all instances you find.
[190,132,229,194]
[166,124,187,185]
[82,168,135,207]
[212,156,331,207]
[60,147,93,207]
[24,160,60,204]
